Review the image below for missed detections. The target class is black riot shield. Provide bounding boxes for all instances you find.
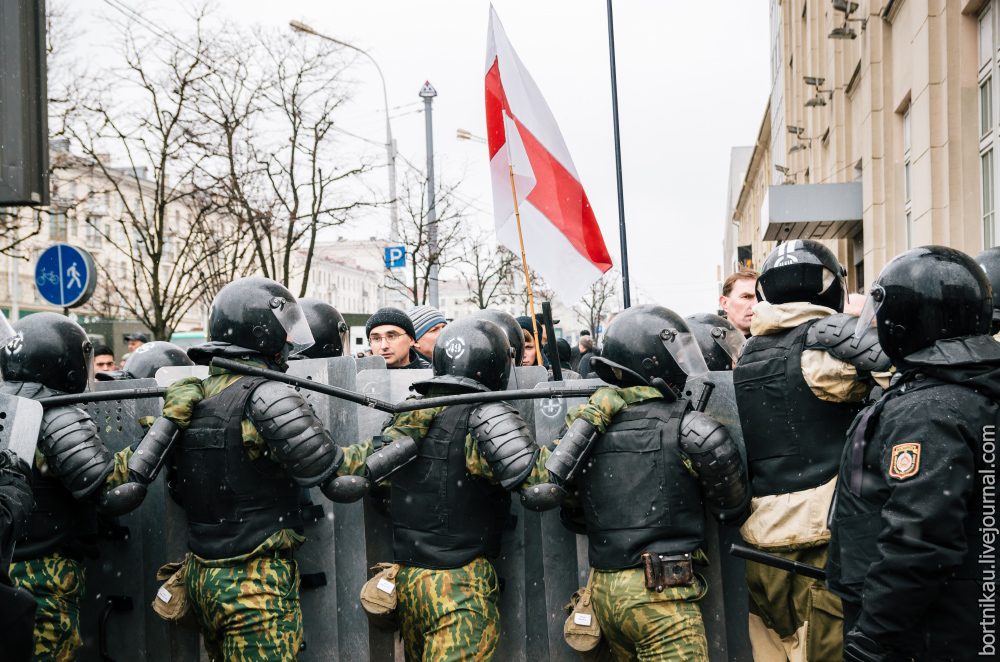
[531,377,606,662]
[0,393,43,462]
[355,364,430,662]
[684,371,752,662]
[285,355,384,662]
[78,378,200,662]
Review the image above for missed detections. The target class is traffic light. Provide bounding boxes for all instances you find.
[0,0,49,206]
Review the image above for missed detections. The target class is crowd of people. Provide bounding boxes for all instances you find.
[0,238,993,662]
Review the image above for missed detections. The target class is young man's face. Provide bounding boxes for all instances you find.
[94,353,116,373]
[720,278,758,336]
[369,324,414,368]
[414,322,446,358]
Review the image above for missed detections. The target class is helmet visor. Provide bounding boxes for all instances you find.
[270,297,315,356]
[854,285,885,339]
[662,328,710,377]
[711,327,746,363]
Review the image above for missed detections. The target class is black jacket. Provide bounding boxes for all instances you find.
[0,453,33,585]
[828,335,999,660]
[577,350,594,376]
[395,348,430,370]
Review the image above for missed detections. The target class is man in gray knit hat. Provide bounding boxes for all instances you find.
[407,305,447,362]
[366,307,430,369]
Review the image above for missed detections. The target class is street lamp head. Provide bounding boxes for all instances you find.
[787,125,805,136]
[804,76,826,87]
[805,96,827,107]
[828,26,858,39]
[419,81,438,98]
[289,20,317,35]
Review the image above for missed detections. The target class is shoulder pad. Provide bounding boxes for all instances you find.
[805,314,891,372]
[39,405,114,500]
[469,401,538,490]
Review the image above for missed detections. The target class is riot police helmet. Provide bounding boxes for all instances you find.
[298,298,349,359]
[975,246,1000,334]
[756,239,848,312]
[0,313,94,394]
[590,304,709,391]
[684,313,745,371]
[856,246,992,363]
[468,309,525,367]
[120,341,194,379]
[208,277,315,362]
[413,317,512,394]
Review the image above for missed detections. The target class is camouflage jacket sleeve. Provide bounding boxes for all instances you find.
[336,406,445,477]
[161,377,206,429]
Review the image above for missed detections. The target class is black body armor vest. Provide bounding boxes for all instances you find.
[734,320,862,497]
[391,404,510,570]
[576,398,705,570]
[1,382,97,562]
[174,376,303,560]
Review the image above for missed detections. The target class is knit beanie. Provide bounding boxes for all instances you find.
[407,305,447,340]
[365,307,416,339]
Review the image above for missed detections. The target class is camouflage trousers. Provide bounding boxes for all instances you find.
[185,553,302,662]
[591,567,709,662]
[396,557,501,662]
[8,552,86,662]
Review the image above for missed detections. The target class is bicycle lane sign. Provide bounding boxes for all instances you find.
[34,244,97,308]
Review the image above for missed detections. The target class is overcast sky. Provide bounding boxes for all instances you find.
[73,0,770,316]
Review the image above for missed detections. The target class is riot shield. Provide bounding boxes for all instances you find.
[78,378,199,662]
[285,355,384,662]
[684,371,752,662]
[0,393,43,462]
[531,377,607,662]
[153,365,209,386]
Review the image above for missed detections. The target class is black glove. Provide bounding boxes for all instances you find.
[843,628,913,662]
[0,450,31,483]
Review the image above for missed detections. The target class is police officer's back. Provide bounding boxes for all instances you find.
[733,240,890,662]
[828,247,995,662]
[543,305,751,661]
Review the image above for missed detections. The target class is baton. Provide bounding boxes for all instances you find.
[37,387,168,409]
[213,358,600,413]
[728,544,827,581]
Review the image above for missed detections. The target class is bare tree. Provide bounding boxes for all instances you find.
[385,168,466,305]
[55,8,236,339]
[575,271,619,336]
[458,229,516,309]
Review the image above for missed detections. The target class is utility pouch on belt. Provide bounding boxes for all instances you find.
[641,552,694,592]
[152,554,199,631]
[360,563,400,632]
[563,569,613,661]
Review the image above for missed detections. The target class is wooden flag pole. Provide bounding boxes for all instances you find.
[508,165,543,366]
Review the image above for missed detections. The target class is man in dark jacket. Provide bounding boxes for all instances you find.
[367,307,430,370]
[829,246,996,662]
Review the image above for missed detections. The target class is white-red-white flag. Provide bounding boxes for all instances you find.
[485,6,613,304]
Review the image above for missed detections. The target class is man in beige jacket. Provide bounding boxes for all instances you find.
[733,240,891,662]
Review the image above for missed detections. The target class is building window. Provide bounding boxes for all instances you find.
[49,212,67,240]
[903,107,913,249]
[982,4,1000,248]
[84,217,102,248]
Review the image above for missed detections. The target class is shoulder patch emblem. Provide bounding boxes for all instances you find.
[888,443,920,479]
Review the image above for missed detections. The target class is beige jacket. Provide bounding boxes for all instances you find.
[740,301,890,549]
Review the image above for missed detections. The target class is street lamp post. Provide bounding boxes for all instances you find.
[289,21,399,240]
[419,81,438,309]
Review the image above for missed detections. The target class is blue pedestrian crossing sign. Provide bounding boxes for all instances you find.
[34,244,97,308]
[384,246,406,269]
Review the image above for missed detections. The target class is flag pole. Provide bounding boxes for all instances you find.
[508,165,543,366]
[606,0,631,308]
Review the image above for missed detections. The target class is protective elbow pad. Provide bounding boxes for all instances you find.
[321,474,370,503]
[39,406,114,500]
[366,436,418,484]
[249,382,342,487]
[128,416,180,484]
[679,410,751,523]
[805,313,892,372]
[519,482,566,512]
[544,418,599,485]
[469,401,539,490]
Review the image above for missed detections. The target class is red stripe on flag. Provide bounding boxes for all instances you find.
[485,59,506,160]
[512,117,613,272]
